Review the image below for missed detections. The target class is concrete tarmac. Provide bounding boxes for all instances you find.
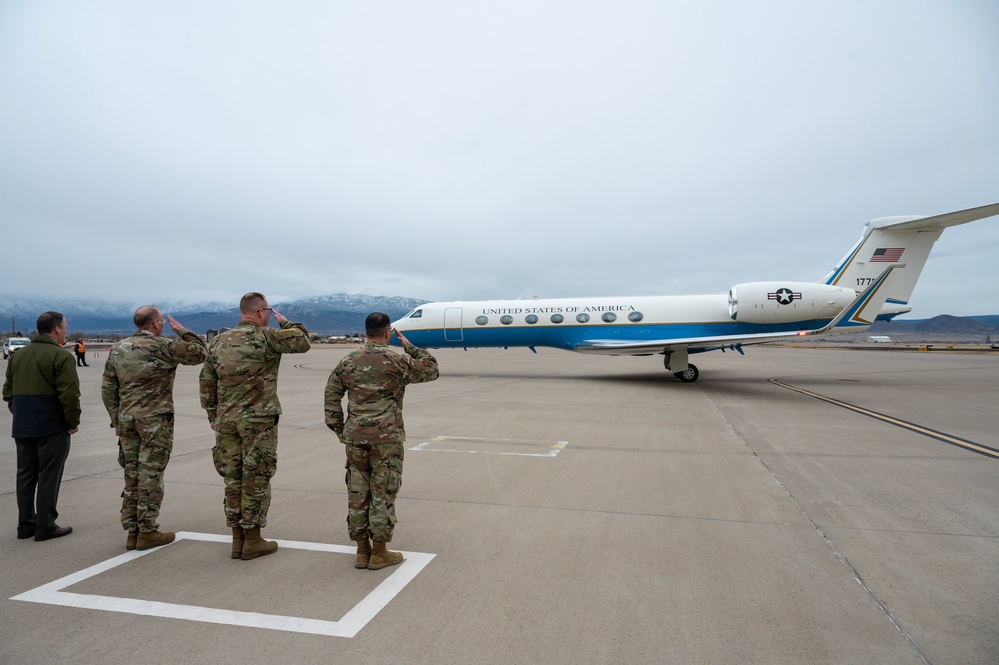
[1,345,997,664]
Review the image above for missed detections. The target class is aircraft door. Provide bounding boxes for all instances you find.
[444,307,463,342]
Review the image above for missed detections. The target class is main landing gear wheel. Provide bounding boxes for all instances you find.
[673,364,699,383]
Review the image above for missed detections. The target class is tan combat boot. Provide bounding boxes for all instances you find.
[231,526,245,559]
[136,530,175,550]
[126,530,138,551]
[240,527,278,560]
[368,541,403,570]
[355,538,372,569]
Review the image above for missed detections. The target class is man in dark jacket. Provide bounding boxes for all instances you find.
[3,311,81,541]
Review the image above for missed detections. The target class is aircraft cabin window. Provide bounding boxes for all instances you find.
[628,312,643,322]
[408,309,423,318]
[576,313,590,323]
[602,312,616,323]
[475,316,489,326]
[525,314,538,324]
[550,314,564,324]
[500,315,514,325]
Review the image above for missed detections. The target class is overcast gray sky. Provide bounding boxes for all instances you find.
[2,1,997,317]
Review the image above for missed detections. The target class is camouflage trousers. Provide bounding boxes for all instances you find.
[212,416,278,529]
[344,441,404,543]
[118,414,174,533]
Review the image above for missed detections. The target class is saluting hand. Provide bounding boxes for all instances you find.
[392,328,411,347]
[272,309,288,325]
[166,315,184,333]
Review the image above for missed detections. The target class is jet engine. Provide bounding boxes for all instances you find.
[728,282,856,324]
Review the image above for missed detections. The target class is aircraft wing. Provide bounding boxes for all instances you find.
[572,330,811,356]
[573,264,903,356]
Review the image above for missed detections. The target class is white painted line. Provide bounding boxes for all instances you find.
[411,435,569,457]
[10,531,435,638]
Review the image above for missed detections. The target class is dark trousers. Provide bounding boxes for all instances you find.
[16,432,71,530]
[76,353,88,367]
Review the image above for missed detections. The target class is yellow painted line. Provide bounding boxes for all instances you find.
[769,378,999,459]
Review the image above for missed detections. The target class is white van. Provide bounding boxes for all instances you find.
[3,337,31,359]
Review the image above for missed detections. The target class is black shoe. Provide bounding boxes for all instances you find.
[35,525,73,541]
[17,526,36,540]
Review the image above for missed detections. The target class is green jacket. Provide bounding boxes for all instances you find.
[3,335,81,437]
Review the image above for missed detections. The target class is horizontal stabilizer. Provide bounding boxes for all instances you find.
[826,202,999,310]
[872,201,999,232]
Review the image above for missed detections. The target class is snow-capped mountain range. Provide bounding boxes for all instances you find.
[3,293,997,340]
[0,293,428,336]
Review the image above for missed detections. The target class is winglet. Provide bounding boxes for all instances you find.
[801,264,903,337]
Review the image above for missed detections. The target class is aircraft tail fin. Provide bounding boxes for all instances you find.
[823,202,999,312]
[810,264,904,335]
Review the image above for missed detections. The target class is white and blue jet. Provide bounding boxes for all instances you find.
[392,203,999,382]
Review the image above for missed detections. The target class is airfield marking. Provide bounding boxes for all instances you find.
[411,436,569,457]
[769,378,999,459]
[10,532,435,637]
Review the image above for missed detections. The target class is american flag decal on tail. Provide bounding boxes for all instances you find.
[871,247,904,262]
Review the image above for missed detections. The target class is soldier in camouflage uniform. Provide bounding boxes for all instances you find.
[325,312,439,570]
[199,292,310,560]
[102,307,207,551]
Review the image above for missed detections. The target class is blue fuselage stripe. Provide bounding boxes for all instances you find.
[397,320,837,349]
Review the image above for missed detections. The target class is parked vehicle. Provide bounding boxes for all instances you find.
[3,337,31,359]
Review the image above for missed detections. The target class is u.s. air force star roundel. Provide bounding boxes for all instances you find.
[767,288,801,305]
